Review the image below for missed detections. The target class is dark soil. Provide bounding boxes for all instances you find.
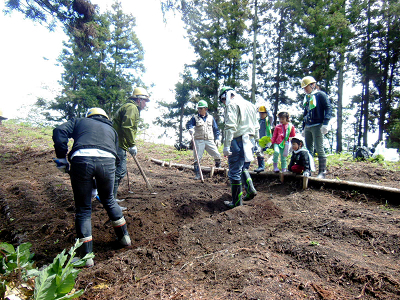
[1,124,400,299]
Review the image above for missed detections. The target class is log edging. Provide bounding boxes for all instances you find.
[150,158,400,200]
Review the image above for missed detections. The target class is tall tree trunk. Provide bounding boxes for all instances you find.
[363,0,371,147]
[357,83,365,147]
[336,52,344,153]
[251,0,258,104]
[272,7,285,126]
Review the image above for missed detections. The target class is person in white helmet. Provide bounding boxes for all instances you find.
[186,100,221,180]
[219,87,259,208]
[112,87,150,201]
[301,76,332,178]
[52,108,132,267]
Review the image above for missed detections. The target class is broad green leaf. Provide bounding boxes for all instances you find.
[0,243,15,255]
[34,272,58,300]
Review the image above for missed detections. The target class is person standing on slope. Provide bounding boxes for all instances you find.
[301,76,332,178]
[186,100,222,179]
[219,87,259,208]
[112,87,150,201]
[52,108,132,267]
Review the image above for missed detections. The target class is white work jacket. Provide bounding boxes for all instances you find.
[223,95,259,147]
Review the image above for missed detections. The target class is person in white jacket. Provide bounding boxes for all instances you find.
[219,87,260,208]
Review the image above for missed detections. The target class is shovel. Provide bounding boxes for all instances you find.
[132,155,157,195]
[126,169,134,193]
[190,132,204,183]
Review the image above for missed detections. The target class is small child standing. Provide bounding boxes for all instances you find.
[271,112,296,172]
[254,105,273,173]
[288,136,314,177]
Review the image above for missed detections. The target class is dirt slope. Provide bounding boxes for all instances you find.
[1,123,400,300]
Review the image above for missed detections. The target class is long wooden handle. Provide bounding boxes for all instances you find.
[190,132,204,182]
[132,155,153,191]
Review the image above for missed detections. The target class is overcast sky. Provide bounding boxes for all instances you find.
[0,0,194,144]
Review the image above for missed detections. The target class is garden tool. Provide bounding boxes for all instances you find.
[190,131,204,183]
[132,155,157,194]
[126,169,134,193]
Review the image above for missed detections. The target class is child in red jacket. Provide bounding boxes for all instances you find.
[271,112,296,172]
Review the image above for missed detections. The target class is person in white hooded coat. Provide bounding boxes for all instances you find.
[219,87,260,208]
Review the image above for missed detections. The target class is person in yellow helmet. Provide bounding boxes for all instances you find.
[112,87,150,201]
[254,105,273,173]
[301,76,332,178]
[52,107,132,267]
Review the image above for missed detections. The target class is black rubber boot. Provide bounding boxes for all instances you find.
[254,157,265,173]
[112,217,132,248]
[317,157,327,179]
[242,169,257,201]
[224,180,242,208]
[215,159,221,168]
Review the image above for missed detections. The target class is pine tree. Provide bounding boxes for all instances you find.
[38,1,145,121]
[154,68,196,144]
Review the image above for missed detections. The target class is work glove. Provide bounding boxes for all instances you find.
[215,140,221,148]
[53,158,69,173]
[303,170,311,177]
[128,146,137,156]
[188,128,194,135]
[223,146,232,157]
[321,125,329,135]
[258,136,271,148]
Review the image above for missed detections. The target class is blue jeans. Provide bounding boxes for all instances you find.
[228,137,250,182]
[114,146,127,198]
[70,156,123,239]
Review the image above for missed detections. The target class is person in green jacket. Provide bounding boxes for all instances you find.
[112,87,150,202]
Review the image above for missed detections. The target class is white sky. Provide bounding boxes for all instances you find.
[1,1,378,147]
[0,0,195,144]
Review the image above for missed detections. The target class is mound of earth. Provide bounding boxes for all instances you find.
[1,124,400,299]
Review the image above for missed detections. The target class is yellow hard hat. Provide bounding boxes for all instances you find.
[86,107,109,119]
[301,76,316,88]
[258,106,267,113]
[130,87,150,101]
[0,110,7,120]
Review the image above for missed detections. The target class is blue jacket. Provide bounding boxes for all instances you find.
[302,90,332,129]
